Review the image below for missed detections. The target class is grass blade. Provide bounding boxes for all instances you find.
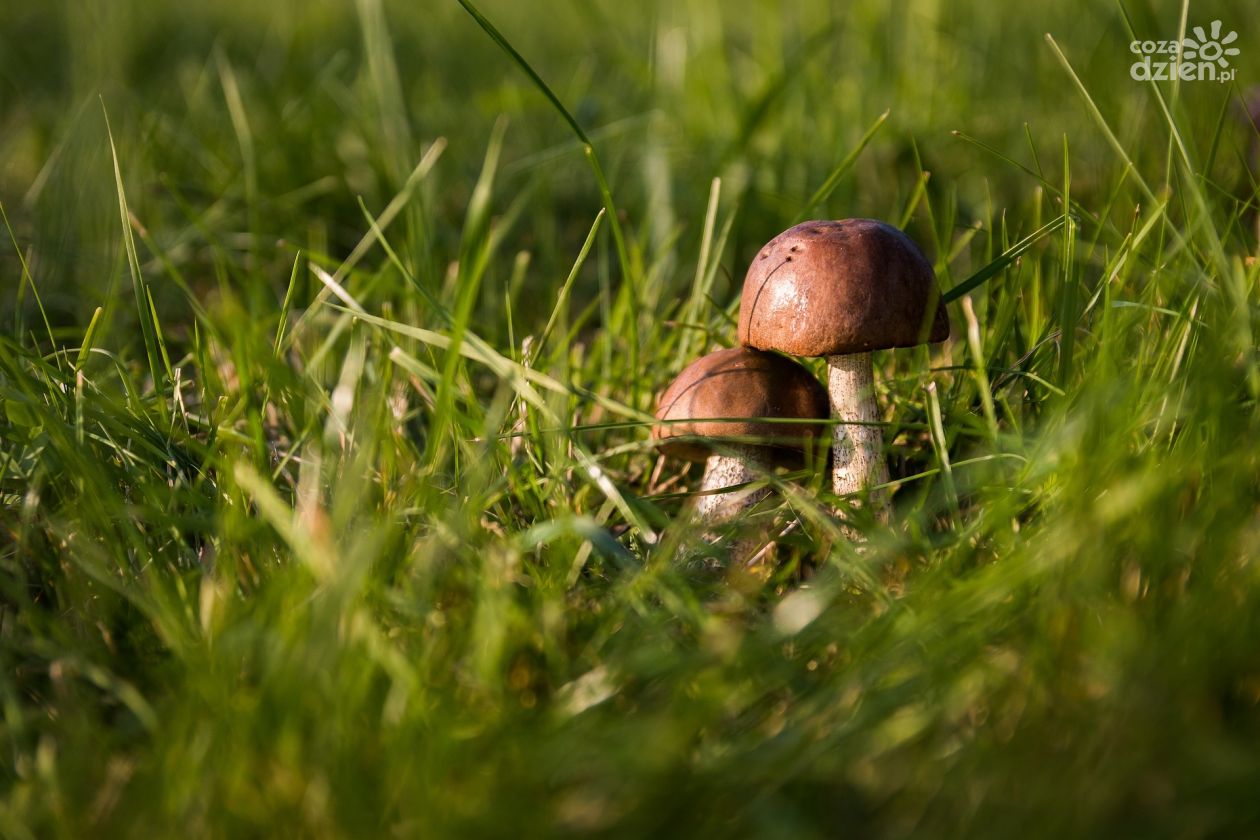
[103,101,167,399]
[455,0,639,401]
[795,109,890,223]
[943,214,1067,303]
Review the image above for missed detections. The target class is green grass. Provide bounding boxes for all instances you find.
[2,0,1260,835]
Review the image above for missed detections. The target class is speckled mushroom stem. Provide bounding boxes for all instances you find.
[827,352,891,523]
[694,444,770,524]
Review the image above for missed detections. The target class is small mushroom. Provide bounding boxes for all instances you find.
[738,219,950,521]
[653,346,829,524]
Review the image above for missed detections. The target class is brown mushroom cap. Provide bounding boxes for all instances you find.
[738,219,950,357]
[652,346,829,463]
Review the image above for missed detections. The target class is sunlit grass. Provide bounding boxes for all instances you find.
[2,0,1259,835]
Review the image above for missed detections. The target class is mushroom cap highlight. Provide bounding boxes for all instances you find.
[652,346,829,463]
[738,219,950,357]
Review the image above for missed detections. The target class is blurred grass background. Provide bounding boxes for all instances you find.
[2,0,1260,835]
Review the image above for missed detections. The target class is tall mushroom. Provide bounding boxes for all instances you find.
[653,346,829,524]
[738,219,949,522]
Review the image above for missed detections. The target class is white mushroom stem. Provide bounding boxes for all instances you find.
[827,352,891,523]
[694,444,770,524]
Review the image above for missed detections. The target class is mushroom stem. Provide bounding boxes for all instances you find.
[694,444,770,524]
[827,352,891,523]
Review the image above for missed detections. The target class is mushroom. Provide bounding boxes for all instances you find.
[653,346,829,524]
[737,219,949,521]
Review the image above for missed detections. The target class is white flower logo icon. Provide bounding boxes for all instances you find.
[1182,20,1240,68]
